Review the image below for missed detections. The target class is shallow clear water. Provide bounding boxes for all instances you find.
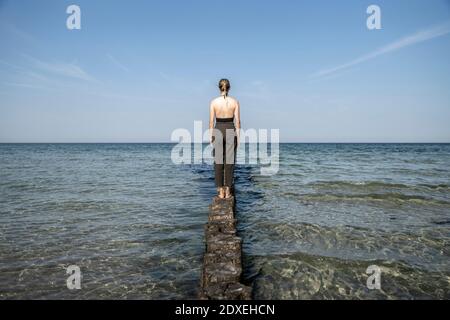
[0,143,449,299]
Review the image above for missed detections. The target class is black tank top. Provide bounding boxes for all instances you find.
[216,117,234,123]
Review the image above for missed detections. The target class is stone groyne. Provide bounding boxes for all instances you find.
[199,196,252,300]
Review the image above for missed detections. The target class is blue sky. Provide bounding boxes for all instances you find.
[1,0,450,142]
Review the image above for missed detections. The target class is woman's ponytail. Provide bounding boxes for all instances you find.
[218,79,230,98]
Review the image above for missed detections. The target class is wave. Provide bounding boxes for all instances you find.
[419,183,450,191]
[257,221,448,251]
[241,221,450,299]
[283,192,450,206]
[306,180,450,191]
[246,251,450,299]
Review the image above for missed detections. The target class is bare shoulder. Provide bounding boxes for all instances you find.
[210,96,222,106]
[228,96,240,106]
[211,96,239,108]
[210,98,218,110]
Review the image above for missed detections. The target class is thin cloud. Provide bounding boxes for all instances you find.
[0,21,37,44]
[159,72,174,81]
[0,60,53,83]
[21,54,99,83]
[1,82,47,90]
[312,21,450,78]
[88,91,185,104]
[107,54,129,72]
[0,59,23,72]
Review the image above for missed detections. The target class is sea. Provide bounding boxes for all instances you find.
[0,143,449,299]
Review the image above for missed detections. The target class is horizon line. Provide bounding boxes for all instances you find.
[0,142,449,144]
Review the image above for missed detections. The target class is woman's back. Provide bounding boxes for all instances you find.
[211,96,238,119]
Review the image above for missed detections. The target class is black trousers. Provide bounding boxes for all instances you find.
[213,121,236,188]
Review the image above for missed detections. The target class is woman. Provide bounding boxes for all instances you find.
[209,79,241,199]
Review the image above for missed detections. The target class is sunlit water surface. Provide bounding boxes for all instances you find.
[0,143,449,299]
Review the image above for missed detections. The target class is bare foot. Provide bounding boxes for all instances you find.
[218,187,225,199]
[224,187,232,199]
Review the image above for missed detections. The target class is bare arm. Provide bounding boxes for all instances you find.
[234,101,241,146]
[209,101,215,143]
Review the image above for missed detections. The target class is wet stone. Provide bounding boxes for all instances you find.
[203,252,241,266]
[205,220,237,235]
[199,194,252,300]
[208,213,234,223]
